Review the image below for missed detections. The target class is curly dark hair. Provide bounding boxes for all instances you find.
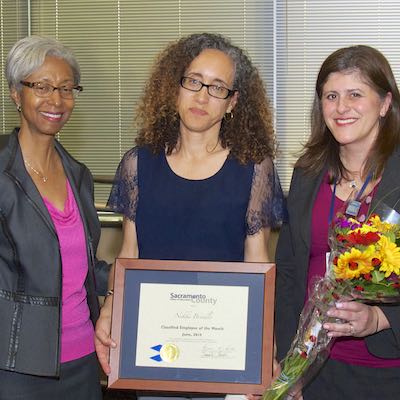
[135,32,275,164]
[297,45,400,180]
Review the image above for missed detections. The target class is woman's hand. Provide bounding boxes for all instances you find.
[95,218,138,374]
[323,302,388,338]
[95,298,116,375]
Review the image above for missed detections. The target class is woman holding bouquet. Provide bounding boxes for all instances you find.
[275,45,400,399]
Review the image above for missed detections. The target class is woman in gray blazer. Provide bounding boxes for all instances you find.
[0,36,102,400]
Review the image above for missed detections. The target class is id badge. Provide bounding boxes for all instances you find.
[345,200,361,216]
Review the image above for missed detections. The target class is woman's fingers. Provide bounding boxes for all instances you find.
[94,314,116,374]
[324,302,378,337]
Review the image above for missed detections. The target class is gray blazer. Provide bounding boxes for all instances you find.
[0,129,101,376]
[275,149,400,361]
[0,133,10,147]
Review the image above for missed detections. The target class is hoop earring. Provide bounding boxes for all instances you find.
[224,111,234,120]
[16,104,21,112]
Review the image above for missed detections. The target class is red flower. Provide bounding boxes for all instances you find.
[349,261,358,270]
[300,351,307,359]
[336,234,347,243]
[363,273,372,281]
[372,258,381,267]
[333,256,339,265]
[309,335,317,343]
[347,231,380,245]
[355,285,365,291]
[392,282,400,289]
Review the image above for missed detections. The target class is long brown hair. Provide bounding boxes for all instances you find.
[296,45,400,180]
[135,33,275,164]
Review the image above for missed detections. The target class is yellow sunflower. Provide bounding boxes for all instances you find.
[352,225,378,235]
[368,215,396,234]
[377,235,400,277]
[334,246,375,280]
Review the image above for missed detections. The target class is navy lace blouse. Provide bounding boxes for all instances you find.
[108,146,284,261]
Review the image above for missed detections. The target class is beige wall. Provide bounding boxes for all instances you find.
[97,226,123,264]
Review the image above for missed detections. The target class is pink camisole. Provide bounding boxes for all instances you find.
[43,180,95,363]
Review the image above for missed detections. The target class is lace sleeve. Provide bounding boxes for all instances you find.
[246,157,286,235]
[107,147,138,222]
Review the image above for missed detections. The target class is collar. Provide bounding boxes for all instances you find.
[3,128,86,236]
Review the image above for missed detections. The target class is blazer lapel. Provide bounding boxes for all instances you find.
[373,148,400,213]
[295,169,326,250]
[5,133,56,236]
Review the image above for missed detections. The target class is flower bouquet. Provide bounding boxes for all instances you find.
[263,201,400,400]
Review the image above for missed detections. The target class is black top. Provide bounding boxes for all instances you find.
[108,146,284,261]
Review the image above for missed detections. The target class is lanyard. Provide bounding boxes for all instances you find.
[328,173,372,223]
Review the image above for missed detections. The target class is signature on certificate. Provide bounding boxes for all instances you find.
[201,344,235,359]
[176,310,214,320]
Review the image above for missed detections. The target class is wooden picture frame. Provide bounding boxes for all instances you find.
[108,258,275,395]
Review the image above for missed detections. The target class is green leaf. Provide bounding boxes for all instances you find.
[371,270,385,283]
[386,231,396,243]
[353,279,399,298]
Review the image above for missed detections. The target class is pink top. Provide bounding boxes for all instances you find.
[308,175,400,367]
[43,180,95,363]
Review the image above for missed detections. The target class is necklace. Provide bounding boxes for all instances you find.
[24,159,48,183]
[349,180,358,190]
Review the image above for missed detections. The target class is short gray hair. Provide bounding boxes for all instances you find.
[6,35,81,91]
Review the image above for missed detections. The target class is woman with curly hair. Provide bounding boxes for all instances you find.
[95,33,284,385]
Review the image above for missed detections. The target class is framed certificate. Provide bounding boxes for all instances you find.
[108,259,275,395]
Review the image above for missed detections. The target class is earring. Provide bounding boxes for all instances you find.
[16,104,21,112]
[224,111,234,120]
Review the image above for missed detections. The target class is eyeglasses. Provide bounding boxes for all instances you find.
[180,77,235,99]
[20,81,83,99]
